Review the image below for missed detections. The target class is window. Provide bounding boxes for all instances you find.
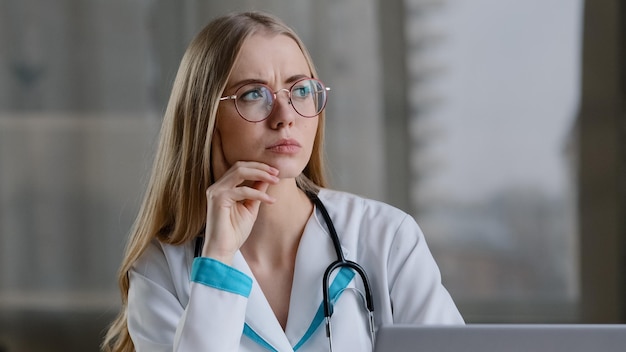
[405,0,584,322]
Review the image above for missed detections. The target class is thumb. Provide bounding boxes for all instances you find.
[243,181,273,213]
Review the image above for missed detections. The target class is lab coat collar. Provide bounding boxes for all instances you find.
[231,201,351,351]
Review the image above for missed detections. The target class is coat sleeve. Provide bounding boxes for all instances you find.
[127,241,252,351]
[387,215,465,324]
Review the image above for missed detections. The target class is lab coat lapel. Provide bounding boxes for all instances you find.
[232,252,294,351]
[284,203,350,347]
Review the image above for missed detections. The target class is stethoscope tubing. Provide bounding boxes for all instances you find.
[310,192,375,316]
[309,192,376,350]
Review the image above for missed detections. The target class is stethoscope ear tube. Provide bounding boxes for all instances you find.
[322,260,375,318]
[322,261,342,317]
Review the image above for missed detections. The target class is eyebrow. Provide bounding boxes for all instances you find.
[226,74,311,91]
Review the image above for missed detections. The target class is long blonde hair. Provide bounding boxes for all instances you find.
[102,11,327,352]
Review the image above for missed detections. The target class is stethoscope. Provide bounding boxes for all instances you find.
[193,191,376,351]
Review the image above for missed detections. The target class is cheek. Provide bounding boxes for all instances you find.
[215,113,241,163]
[217,119,262,162]
[218,127,243,163]
[304,119,320,147]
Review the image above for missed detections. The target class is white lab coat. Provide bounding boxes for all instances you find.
[127,189,464,352]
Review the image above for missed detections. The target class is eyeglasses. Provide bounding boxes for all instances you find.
[219,78,330,123]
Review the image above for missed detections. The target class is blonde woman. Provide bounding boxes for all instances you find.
[103,11,463,352]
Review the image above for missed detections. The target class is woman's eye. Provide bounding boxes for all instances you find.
[239,87,267,102]
[292,85,312,98]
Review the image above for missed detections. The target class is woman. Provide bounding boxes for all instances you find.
[103,11,463,352]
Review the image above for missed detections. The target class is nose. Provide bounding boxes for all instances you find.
[274,88,293,107]
[268,88,297,128]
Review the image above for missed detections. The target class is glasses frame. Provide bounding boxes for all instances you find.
[219,77,331,123]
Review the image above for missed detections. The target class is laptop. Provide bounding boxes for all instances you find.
[374,324,626,352]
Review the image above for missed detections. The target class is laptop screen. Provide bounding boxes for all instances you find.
[374,324,626,352]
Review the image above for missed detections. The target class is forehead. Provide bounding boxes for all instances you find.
[228,33,311,84]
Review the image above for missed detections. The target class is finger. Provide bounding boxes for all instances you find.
[250,181,272,202]
[216,162,280,188]
[243,183,275,206]
[219,184,276,206]
[241,182,274,214]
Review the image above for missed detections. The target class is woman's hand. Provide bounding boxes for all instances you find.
[203,130,279,264]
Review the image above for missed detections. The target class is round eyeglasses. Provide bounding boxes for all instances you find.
[219,78,330,123]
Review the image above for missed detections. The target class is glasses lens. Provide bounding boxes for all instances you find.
[290,79,327,117]
[234,84,274,122]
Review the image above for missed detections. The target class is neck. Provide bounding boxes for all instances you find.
[240,179,314,267]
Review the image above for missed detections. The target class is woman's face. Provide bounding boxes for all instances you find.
[214,33,319,180]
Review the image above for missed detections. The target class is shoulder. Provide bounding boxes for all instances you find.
[317,188,409,222]
[316,188,418,240]
[316,190,428,271]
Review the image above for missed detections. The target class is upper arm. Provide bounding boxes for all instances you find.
[127,241,184,351]
[387,215,464,324]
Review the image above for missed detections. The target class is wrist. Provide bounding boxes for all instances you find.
[201,245,236,266]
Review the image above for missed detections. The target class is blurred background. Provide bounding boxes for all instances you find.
[1,0,624,350]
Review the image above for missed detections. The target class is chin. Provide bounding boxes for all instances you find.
[277,170,304,180]
[273,164,307,180]
[265,155,311,179]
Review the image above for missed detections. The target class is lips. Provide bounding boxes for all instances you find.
[267,138,302,154]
